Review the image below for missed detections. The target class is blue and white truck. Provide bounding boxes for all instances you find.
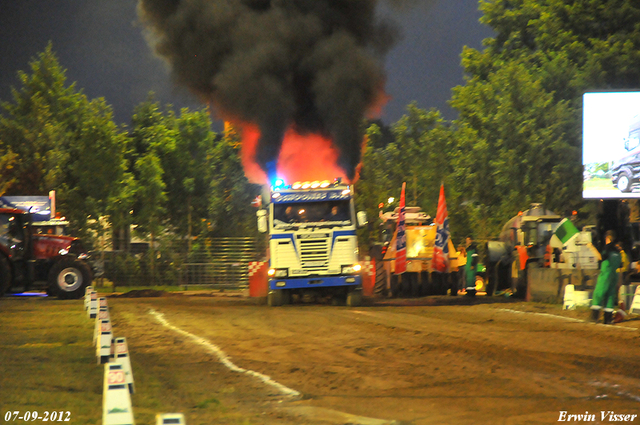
[257,178,367,306]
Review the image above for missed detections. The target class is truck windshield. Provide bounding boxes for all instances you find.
[274,200,351,227]
[625,117,640,151]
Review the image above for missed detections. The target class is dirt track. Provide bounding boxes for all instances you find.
[107,293,640,424]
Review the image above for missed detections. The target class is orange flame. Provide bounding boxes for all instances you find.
[239,123,353,185]
[226,88,387,186]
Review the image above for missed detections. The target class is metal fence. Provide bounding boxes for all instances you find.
[181,238,260,288]
[92,237,262,290]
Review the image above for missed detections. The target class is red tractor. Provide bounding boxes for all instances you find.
[0,207,92,299]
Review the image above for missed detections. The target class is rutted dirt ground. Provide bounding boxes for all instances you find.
[106,293,640,424]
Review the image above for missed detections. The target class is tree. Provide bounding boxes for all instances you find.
[451,60,578,238]
[208,129,262,237]
[128,99,172,243]
[159,108,217,243]
[356,104,471,247]
[0,44,73,195]
[0,147,16,196]
[0,44,130,243]
[448,0,640,238]
[59,97,130,240]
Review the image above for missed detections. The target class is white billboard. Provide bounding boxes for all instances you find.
[583,91,640,199]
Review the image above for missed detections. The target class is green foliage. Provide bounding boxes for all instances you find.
[0,43,130,245]
[447,0,640,238]
[357,105,471,248]
[0,44,76,195]
[128,98,261,241]
[161,108,217,238]
[208,131,263,237]
[0,147,16,196]
[134,152,167,238]
[450,59,580,238]
[9,0,640,265]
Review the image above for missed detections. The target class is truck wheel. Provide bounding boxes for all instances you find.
[267,290,284,306]
[48,258,91,299]
[617,170,633,192]
[0,256,11,297]
[346,289,363,307]
[410,273,421,298]
[281,289,291,305]
[440,273,450,295]
[389,274,400,298]
[401,277,411,297]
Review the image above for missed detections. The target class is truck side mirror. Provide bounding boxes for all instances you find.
[256,209,267,233]
[357,211,367,228]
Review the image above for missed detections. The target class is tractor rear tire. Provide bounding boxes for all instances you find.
[0,255,11,297]
[48,258,92,299]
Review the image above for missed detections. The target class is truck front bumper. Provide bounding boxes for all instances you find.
[269,275,361,290]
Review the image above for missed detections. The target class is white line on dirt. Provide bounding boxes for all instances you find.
[148,308,301,399]
[499,309,639,331]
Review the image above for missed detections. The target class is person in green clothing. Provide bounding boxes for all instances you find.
[465,236,479,297]
[590,230,622,324]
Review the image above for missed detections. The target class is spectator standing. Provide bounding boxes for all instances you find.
[465,236,479,297]
[590,230,622,324]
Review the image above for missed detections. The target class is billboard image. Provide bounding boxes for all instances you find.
[583,91,640,199]
[0,195,52,221]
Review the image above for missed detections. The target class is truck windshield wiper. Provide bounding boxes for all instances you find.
[316,221,351,228]
[274,223,296,231]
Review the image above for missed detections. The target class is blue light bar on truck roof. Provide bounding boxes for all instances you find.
[273,178,286,189]
[271,189,352,203]
[272,179,343,191]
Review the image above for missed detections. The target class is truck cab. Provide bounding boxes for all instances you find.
[611,115,640,192]
[257,179,367,306]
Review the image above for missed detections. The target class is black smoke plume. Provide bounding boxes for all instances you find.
[138,0,398,182]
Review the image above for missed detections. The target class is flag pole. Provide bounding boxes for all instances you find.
[395,182,407,275]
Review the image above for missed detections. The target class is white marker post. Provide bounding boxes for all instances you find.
[629,285,640,314]
[94,308,110,346]
[103,363,135,425]
[110,337,135,394]
[563,284,575,310]
[562,284,590,309]
[88,291,98,319]
[98,307,111,321]
[96,320,113,364]
[84,286,94,311]
[156,413,185,425]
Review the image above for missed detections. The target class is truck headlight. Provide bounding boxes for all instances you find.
[268,268,288,278]
[341,264,362,274]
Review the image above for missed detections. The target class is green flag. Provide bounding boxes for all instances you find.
[554,218,579,244]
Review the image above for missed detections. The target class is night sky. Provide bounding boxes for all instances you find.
[0,0,492,128]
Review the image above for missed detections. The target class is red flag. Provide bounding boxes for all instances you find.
[432,184,450,272]
[395,182,407,275]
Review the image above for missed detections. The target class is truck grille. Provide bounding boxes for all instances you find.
[299,238,329,271]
